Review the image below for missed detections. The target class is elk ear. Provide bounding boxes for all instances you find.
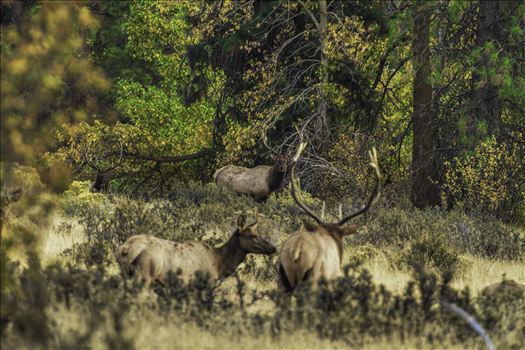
[248,221,258,230]
[239,222,257,236]
[342,223,358,236]
[302,218,317,232]
[237,214,246,229]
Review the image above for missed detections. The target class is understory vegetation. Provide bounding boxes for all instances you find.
[1,1,525,349]
[2,179,524,349]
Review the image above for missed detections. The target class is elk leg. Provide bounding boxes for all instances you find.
[278,264,293,293]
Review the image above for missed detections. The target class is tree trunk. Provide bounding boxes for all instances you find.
[471,0,509,142]
[317,0,329,150]
[411,1,439,208]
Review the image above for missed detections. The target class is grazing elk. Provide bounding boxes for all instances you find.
[278,143,380,292]
[117,215,276,286]
[213,155,288,201]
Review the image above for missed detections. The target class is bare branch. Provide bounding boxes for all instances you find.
[298,0,320,31]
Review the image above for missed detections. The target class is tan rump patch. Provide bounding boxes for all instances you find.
[291,241,303,262]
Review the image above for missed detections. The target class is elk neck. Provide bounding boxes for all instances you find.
[213,232,247,278]
[267,163,286,191]
[320,225,345,264]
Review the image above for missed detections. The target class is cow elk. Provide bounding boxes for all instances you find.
[117,215,276,286]
[213,155,288,201]
[278,142,380,292]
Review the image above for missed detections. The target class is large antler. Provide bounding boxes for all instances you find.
[337,147,381,225]
[82,138,124,174]
[290,142,324,225]
[262,131,280,156]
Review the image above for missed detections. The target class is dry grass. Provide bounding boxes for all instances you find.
[38,213,524,297]
[40,214,85,265]
[35,213,524,350]
[46,303,472,350]
[360,250,525,296]
[452,256,525,295]
[361,250,412,294]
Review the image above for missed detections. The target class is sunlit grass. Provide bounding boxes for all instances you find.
[46,303,475,350]
[452,256,525,295]
[32,210,524,350]
[40,214,85,265]
[39,212,525,297]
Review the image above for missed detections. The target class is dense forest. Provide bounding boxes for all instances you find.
[1,1,524,349]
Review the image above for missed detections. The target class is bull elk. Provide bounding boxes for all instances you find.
[117,215,276,286]
[82,138,124,193]
[278,142,380,292]
[213,155,288,201]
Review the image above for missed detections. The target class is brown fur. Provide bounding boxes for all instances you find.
[279,223,357,292]
[214,155,287,201]
[117,215,276,286]
[278,143,380,292]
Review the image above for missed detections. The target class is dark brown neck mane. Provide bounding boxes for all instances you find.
[267,163,286,191]
[214,232,247,278]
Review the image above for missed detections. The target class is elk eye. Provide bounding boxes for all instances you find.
[241,231,254,238]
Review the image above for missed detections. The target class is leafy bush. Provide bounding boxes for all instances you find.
[4,249,525,350]
[357,202,525,260]
[477,279,525,350]
[402,232,462,276]
[444,136,525,223]
[3,179,525,349]
[314,132,371,200]
[58,179,524,265]
[346,243,378,266]
[62,181,107,217]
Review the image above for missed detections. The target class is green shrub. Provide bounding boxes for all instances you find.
[3,228,525,349]
[477,279,525,350]
[61,181,107,217]
[444,136,525,223]
[402,231,462,276]
[356,203,525,260]
[346,243,378,266]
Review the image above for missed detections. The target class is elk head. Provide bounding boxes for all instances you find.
[290,142,380,244]
[82,139,124,192]
[274,154,288,173]
[235,214,276,255]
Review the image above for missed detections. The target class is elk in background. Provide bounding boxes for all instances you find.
[117,215,276,286]
[81,139,123,193]
[213,155,288,201]
[278,142,380,292]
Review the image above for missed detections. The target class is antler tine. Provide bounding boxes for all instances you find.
[82,139,100,171]
[337,147,381,226]
[262,131,280,156]
[290,141,324,225]
[106,139,124,173]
